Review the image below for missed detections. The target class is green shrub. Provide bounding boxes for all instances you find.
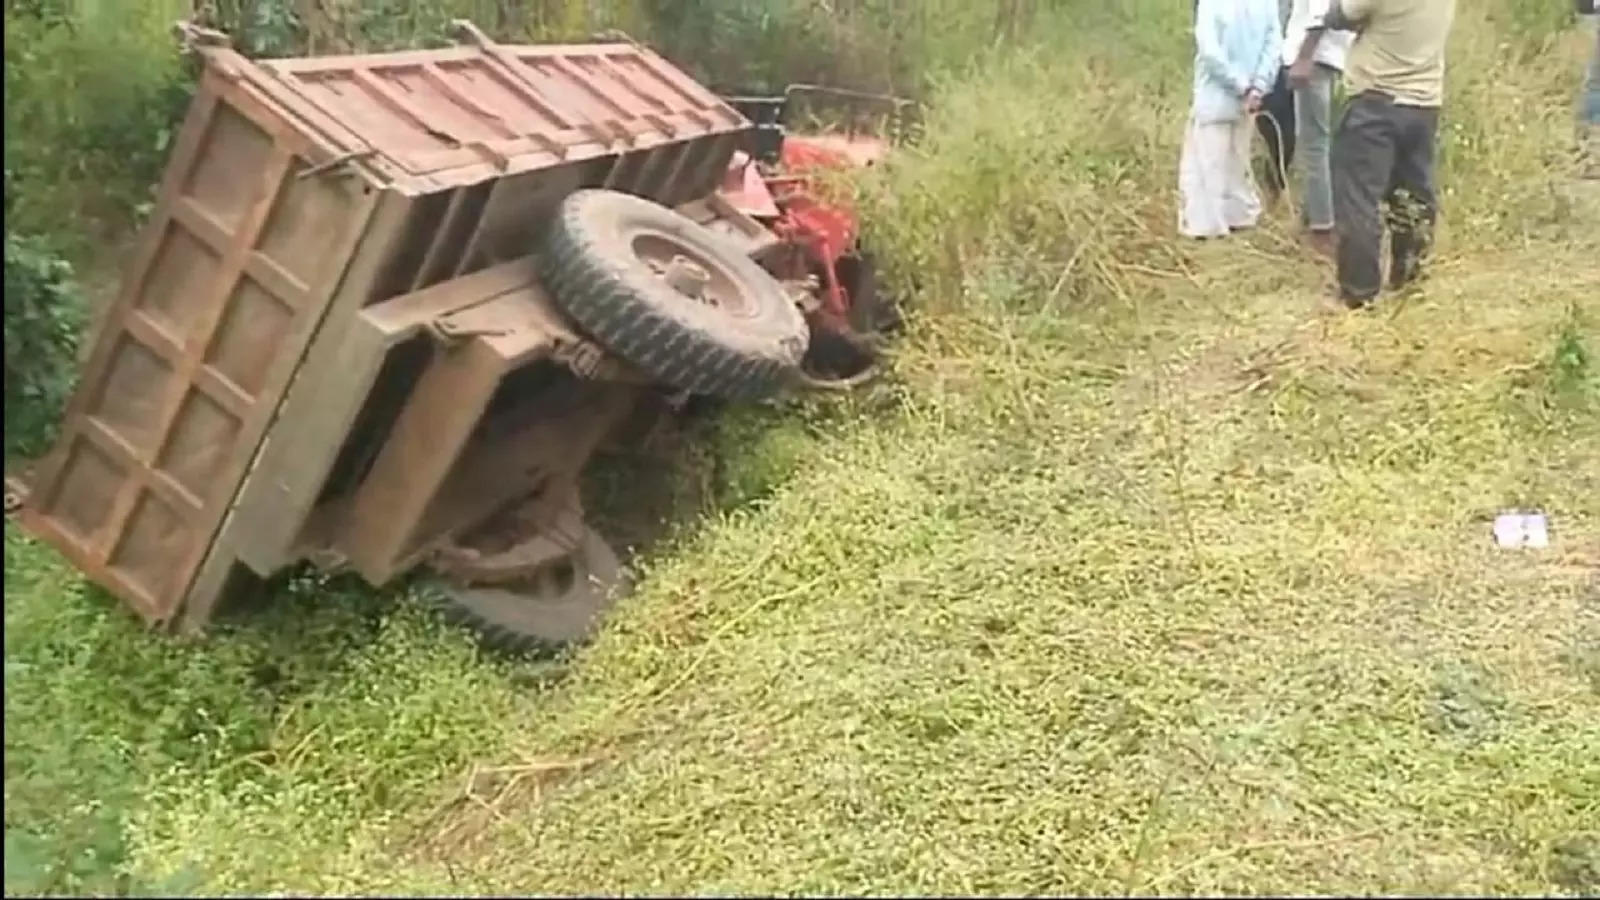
[855,0,1191,314]
[3,2,192,251]
[3,227,86,458]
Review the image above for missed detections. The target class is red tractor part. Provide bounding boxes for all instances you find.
[716,86,908,388]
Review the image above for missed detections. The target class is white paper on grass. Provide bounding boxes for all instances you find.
[1492,512,1550,550]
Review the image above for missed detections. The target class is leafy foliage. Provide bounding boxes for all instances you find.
[2,2,192,248]
[3,225,85,458]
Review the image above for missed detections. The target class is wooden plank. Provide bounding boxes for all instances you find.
[211,190,416,578]
[410,187,472,291]
[335,338,511,584]
[99,148,292,591]
[178,181,389,626]
[265,46,481,72]
[22,84,220,527]
[391,382,635,575]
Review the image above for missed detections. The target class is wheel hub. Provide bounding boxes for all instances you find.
[659,255,713,301]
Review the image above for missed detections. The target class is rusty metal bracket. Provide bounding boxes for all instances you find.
[551,338,651,384]
[297,149,378,180]
[173,20,233,52]
[426,316,511,344]
[451,19,498,50]
[553,338,608,379]
[589,29,643,47]
[4,476,30,516]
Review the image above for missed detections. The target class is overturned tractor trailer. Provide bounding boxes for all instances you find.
[14,21,899,651]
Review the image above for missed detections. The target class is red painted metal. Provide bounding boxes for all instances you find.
[717,151,781,219]
[733,135,883,323]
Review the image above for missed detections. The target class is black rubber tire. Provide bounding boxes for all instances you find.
[425,527,628,656]
[538,189,809,401]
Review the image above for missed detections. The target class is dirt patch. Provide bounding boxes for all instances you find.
[583,396,722,562]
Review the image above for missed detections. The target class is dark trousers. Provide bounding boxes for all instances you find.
[1255,66,1297,197]
[1331,91,1441,305]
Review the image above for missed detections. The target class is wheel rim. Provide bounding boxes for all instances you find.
[798,319,881,391]
[431,528,629,647]
[630,230,759,318]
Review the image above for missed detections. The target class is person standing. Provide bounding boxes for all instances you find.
[1581,0,1599,177]
[1179,0,1285,239]
[1315,0,1456,308]
[1285,0,1355,256]
[1256,0,1300,202]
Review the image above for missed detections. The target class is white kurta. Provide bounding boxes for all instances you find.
[1178,115,1262,239]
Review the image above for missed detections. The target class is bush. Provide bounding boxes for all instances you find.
[855,0,1193,313]
[3,228,86,458]
[2,2,192,251]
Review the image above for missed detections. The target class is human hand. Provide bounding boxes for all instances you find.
[1288,58,1313,89]
[1244,89,1263,115]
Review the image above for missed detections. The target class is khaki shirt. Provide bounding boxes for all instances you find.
[1335,0,1456,107]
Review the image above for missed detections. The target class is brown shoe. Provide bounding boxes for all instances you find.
[1306,229,1336,259]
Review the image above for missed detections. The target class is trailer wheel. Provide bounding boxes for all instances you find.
[539,189,808,400]
[427,526,629,654]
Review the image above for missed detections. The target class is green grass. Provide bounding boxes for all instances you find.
[8,242,1597,895]
[6,4,1600,897]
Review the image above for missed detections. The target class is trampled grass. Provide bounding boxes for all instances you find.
[5,5,1600,898]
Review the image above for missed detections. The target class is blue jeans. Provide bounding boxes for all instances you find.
[1294,63,1338,230]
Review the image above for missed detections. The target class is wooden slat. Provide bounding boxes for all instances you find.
[214,191,418,579]
[177,178,388,629]
[23,85,221,519]
[418,63,519,137]
[244,252,312,309]
[172,199,234,254]
[336,338,512,584]
[99,149,294,572]
[413,187,474,289]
